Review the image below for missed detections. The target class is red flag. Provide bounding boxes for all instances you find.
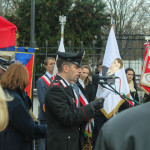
[139,42,150,94]
[0,16,17,48]
[25,55,34,98]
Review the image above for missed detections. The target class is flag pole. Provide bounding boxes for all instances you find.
[110,9,115,31]
[51,16,66,77]
[110,16,115,31]
[111,17,113,26]
[59,15,66,38]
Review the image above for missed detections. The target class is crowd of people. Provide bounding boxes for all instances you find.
[0,50,148,150]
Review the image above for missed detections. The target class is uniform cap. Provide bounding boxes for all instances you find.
[57,51,84,67]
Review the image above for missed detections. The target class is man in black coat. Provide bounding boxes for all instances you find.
[45,51,104,150]
[95,102,150,150]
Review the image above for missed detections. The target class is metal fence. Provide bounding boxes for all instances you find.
[32,34,147,88]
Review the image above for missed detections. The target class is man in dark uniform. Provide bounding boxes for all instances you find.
[45,51,105,150]
[95,102,150,150]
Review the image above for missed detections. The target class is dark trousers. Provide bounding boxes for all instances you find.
[92,113,108,150]
[38,120,47,150]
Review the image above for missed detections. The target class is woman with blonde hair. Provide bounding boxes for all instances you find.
[77,65,95,103]
[0,62,47,150]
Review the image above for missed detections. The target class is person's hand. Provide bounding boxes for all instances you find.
[89,98,104,111]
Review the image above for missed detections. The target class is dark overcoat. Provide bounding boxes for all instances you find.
[0,89,47,150]
[130,84,139,105]
[76,79,95,103]
[95,102,150,150]
[45,75,95,150]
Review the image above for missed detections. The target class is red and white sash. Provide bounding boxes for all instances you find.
[79,88,94,137]
[40,75,51,86]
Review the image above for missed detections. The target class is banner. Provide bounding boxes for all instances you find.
[96,26,130,119]
[139,42,150,94]
[0,47,35,98]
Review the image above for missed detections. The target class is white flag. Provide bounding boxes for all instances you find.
[52,37,65,78]
[96,26,130,119]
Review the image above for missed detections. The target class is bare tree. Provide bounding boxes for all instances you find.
[104,0,150,34]
[0,0,21,16]
[102,0,150,58]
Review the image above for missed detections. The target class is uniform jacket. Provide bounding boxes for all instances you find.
[0,89,47,150]
[95,102,150,150]
[45,75,95,150]
[37,73,51,121]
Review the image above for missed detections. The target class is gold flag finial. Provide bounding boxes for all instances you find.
[15,31,19,48]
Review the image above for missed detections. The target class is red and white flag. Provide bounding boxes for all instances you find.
[139,42,150,94]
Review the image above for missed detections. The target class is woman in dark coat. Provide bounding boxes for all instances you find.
[76,65,95,149]
[118,68,139,112]
[77,65,95,103]
[125,68,139,105]
[0,62,47,150]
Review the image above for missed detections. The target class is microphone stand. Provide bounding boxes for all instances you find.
[98,81,135,107]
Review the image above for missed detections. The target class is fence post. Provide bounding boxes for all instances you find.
[81,41,83,51]
[46,40,48,58]
[69,40,71,52]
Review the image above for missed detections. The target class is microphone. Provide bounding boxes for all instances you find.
[92,74,119,85]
